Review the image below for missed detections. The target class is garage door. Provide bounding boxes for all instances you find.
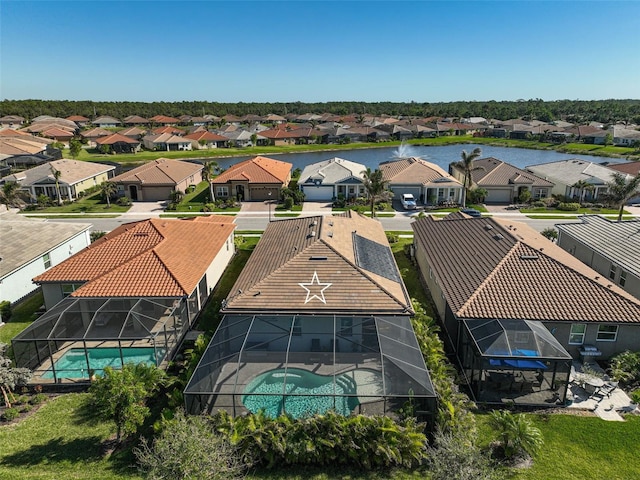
[390,186,421,200]
[303,186,334,201]
[249,187,278,201]
[485,189,512,204]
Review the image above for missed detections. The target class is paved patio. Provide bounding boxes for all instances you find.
[567,361,637,421]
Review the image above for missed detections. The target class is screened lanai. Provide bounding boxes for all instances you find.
[12,296,192,383]
[459,318,572,406]
[185,314,436,423]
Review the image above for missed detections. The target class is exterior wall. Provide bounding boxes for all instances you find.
[414,243,447,319]
[1,230,90,305]
[544,322,640,360]
[557,232,640,300]
[204,232,236,296]
[40,283,66,310]
[75,172,111,195]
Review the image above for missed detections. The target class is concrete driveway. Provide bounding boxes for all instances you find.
[302,201,333,215]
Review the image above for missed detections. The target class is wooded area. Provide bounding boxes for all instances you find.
[2,98,640,124]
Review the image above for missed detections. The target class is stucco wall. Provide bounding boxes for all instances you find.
[544,322,640,360]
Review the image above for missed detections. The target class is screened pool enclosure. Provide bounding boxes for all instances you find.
[185,314,436,422]
[459,318,572,406]
[12,296,194,383]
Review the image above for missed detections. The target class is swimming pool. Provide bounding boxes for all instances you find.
[242,368,361,418]
[42,347,166,380]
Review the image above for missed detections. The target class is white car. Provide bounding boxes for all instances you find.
[401,193,417,210]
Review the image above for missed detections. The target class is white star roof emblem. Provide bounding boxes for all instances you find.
[299,271,332,304]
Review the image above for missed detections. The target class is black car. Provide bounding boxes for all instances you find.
[460,208,482,218]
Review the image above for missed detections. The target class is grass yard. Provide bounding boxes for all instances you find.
[0,293,44,348]
[0,393,141,480]
[171,181,241,212]
[476,413,640,480]
[24,191,131,214]
[520,206,624,215]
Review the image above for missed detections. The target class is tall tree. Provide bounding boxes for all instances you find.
[602,173,640,221]
[202,161,218,202]
[361,167,389,217]
[100,181,117,208]
[50,165,63,205]
[69,139,83,159]
[452,147,482,207]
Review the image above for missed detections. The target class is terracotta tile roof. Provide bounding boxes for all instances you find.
[380,157,461,187]
[118,126,146,137]
[81,127,112,138]
[150,115,180,124]
[468,157,554,187]
[411,215,640,323]
[183,131,227,142]
[41,127,74,139]
[3,159,114,186]
[92,116,121,125]
[95,133,140,145]
[608,162,640,176]
[152,125,183,135]
[225,212,411,313]
[66,115,90,122]
[124,115,149,124]
[111,158,202,185]
[213,156,292,185]
[33,217,235,298]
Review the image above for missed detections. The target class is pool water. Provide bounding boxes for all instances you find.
[42,347,166,379]
[242,368,360,418]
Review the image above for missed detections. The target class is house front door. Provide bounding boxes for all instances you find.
[129,185,138,201]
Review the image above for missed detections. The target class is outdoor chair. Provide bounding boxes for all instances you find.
[598,381,619,398]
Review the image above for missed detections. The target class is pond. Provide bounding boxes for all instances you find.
[209,143,631,173]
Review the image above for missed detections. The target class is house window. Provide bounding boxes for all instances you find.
[596,325,618,342]
[61,284,81,297]
[43,253,52,269]
[569,324,586,345]
[609,265,617,280]
[216,186,229,197]
[619,270,627,287]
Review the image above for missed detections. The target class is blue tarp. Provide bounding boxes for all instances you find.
[489,358,547,370]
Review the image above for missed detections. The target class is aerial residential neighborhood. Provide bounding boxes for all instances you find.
[2,1,640,479]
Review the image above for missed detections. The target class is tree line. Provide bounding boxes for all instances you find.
[2,98,640,124]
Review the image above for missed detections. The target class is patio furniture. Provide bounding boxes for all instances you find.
[598,381,619,398]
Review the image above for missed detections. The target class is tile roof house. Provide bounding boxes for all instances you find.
[95,132,142,154]
[450,157,555,204]
[556,215,640,300]
[1,159,115,203]
[110,158,203,202]
[149,115,180,126]
[0,215,91,304]
[65,115,91,127]
[212,156,292,201]
[143,133,192,151]
[380,157,463,205]
[526,159,630,201]
[81,127,112,146]
[298,157,367,201]
[15,216,236,383]
[412,214,640,406]
[0,115,26,128]
[184,211,436,420]
[0,129,52,159]
[91,116,121,128]
[183,130,228,149]
[123,115,150,126]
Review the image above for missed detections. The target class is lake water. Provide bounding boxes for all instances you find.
[210,144,630,173]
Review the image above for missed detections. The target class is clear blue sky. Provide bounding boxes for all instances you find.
[1,0,639,103]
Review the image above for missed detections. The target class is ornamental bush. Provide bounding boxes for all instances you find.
[557,202,580,211]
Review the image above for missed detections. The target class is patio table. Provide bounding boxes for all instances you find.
[584,376,605,388]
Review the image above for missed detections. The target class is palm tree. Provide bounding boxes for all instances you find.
[361,167,389,217]
[489,410,543,460]
[571,179,594,203]
[50,165,63,205]
[100,181,117,208]
[452,147,482,207]
[202,161,218,202]
[602,172,640,221]
[0,181,26,208]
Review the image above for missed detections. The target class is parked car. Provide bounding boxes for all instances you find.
[401,193,417,210]
[460,208,482,217]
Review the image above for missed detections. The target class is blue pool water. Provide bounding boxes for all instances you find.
[242,368,360,418]
[42,347,165,379]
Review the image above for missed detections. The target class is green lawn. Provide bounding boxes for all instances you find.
[477,413,640,480]
[0,393,141,480]
[0,293,44,349]
[520,207,624,215]
[171,181,241,212]
[21,191,130,214]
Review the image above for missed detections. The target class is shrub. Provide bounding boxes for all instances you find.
[609,350,640,385]
[283,196,294,210]
[14,394,29,405]
[201,203,215,212]
[489,410,543,460]
[116,196,131,206]
[557,202,580,211]
[386,232,399,244]
[2,407,20,421]
[29,393,48,405]
[212,410,427,470]
[20,403,33,413]
[0,301,11,322]
[377,201,389,211]
[541,228,558,242]
[532,200,546,208]
[630,390,640,405]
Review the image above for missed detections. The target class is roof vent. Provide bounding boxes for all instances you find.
[595,276,600,280]
[253,291,261,297]
[308,231,316,238]
[310,256,327,260]
[329,221,334,227]
[520,254,539,260]
[328,231,333,237]
[133,232,149,237]
[493,234,504,240]
[484,224,493,231]
[310,220,318,227]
